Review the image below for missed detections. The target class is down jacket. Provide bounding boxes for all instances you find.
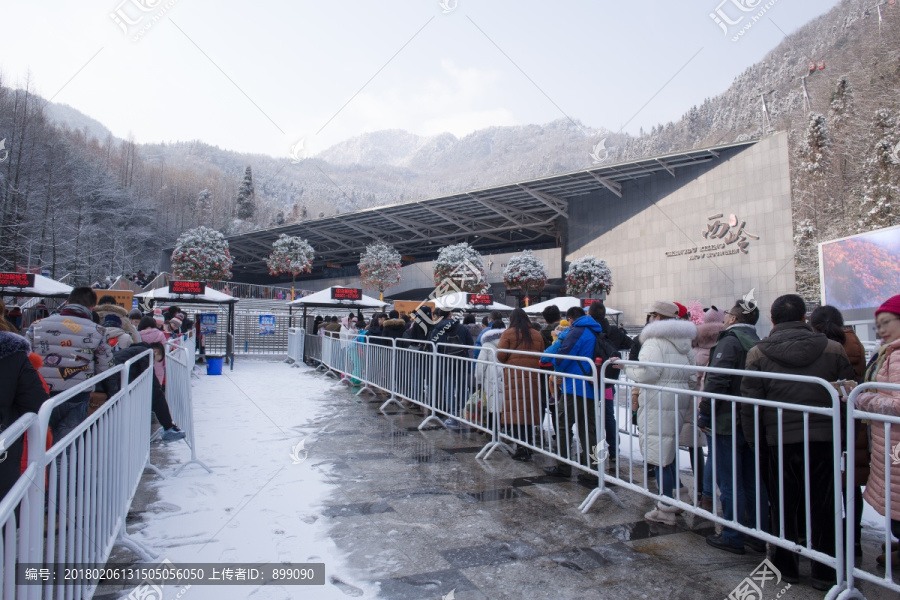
[855,338,900,520]
[497,326,545,425]
[138,327,168,384]
[625,319,699,467]
[740,321,854,446]
[94,303,140,345]
[474,328,505,415]
[25,305,115,395]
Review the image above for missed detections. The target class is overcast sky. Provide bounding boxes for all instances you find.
[0,0,842,158]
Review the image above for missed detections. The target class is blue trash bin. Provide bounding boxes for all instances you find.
[206,356,224,376]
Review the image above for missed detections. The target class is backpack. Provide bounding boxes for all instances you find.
[432,320,468,357]
[575,329,619,381]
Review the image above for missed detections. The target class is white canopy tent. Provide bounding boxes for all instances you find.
[135,286,238,305]
[290,286,387,310]
[431,292,514,313]
[0,274,73,299]
[523,296,622,324]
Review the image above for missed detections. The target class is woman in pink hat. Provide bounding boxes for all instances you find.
[854,294,900,568]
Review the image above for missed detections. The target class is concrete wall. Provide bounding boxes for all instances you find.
[304,247,563,299]
[567,132,795,329]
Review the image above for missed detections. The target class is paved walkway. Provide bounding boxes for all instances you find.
[103,360,896,599]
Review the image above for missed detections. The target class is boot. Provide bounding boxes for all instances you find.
[645,502,679,526]
[875,550,899,568]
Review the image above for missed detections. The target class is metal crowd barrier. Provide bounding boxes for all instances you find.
[300,334,900,598]
[0,351,156,600]
[164,343,211,476]
[842,381,900,599]
[286,327,305,365]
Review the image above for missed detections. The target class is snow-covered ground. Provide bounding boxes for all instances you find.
[127,360,377,600]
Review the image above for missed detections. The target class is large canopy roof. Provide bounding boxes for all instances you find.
[220,140,755,277]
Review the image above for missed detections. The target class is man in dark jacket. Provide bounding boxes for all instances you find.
[539,305,561,349]
[740,294,854,589]
[587,301,631,467]
[381,310,408,341]
[429,309,474,428]
[700,300,767,555]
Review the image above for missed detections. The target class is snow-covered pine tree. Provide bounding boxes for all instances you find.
[792,113,833,300]
[171,226,233,281]
[265,234,315,293]
[828,77,859,228]
[236,166,255,221]
[432,242,486,293]
[858,109,899,232]
[197,189,212,224]
[358,242,402,301]
[565,256,612,297]
[503,250,547,305]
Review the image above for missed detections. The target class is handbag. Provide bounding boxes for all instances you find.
[463,389,487,424]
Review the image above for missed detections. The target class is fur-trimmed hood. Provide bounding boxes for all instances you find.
[382,319,406,328]
[95,304,128,318]
[694,321,725,350]
[0,330,31,360]
[480,327,505,346]
[639,319,697,354]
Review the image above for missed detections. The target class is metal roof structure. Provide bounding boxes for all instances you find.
[222,139,756,277]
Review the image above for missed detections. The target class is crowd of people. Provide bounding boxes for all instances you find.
[0,287,197,501]
[306,292,900,589]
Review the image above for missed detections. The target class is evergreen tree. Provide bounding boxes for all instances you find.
[858,109,899,231]
[236,166,255,220]
[359,243,402,301]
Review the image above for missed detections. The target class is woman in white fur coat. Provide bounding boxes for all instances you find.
[474,325,506,420]
[624,300,698,526]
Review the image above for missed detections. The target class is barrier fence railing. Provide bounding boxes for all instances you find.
[165,341,211,476]
[842,381,900,599]
[0,350,156,600]
[302,334,900,598]
[287,328,305,364]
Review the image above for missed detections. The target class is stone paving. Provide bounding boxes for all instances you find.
[101,362,897,599]
[300,369,891,600]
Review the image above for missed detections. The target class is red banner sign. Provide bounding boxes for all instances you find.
[467,293,493,306]
[168,280,206,295]
[331,287,362,301]
[581,298,603,308]
[0,272,35,288]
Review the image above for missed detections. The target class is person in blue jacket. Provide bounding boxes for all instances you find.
[542,306,604,481]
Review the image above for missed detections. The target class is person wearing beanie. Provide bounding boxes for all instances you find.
[853,294,900,568]
[167,317,183,336]
[673,301,689,320]
[102,313,134,350]
[95,296,141,345]
[691,304,726,514]
[128,309,143,329]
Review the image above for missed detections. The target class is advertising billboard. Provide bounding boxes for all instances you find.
[819,225,900,322]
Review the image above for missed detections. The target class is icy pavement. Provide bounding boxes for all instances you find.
[98,360,896,600]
